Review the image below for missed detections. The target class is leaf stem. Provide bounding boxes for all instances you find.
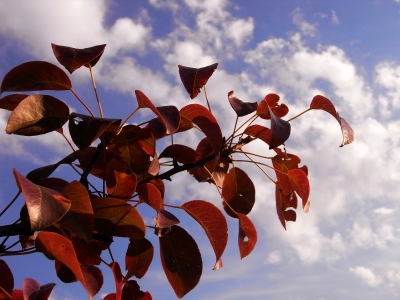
[239,151,276,183]
[59,130,76,152]
[0,191,21,218]
[70,89,95,117]
[203,85,212,112]
[89,64,104,118]
[118,107,140,134]
[287,108,311,122]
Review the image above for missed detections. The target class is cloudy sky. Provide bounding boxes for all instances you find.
[1,0,400,299]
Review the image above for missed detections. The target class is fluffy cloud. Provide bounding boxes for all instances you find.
[350,266,382,287]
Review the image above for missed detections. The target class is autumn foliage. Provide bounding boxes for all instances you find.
[0,43,354,299]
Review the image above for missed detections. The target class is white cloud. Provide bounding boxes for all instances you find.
[266,251,282,264]
[331,10,340,25]
[291,7,317,37]
[350,266,382,287]
[374,207,396,215]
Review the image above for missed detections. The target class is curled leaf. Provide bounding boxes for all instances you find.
[228,90,257,117]
[269,106,291,149]
[238,214,257,259]
[287,169,310,212]
[178,63,218,99]
[257,93,289,119]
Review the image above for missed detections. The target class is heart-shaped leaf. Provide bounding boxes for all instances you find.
[1,61,72,93]
[0,260,14,299]
[238,214,257,259]
[257,93,289,119]
[269,106,291,149]
[13,169,71,231]
[6,94,69,136]
[228,90,257,117]
[182,200,228,269]
[222,167,255,218]
[178,63,218,99]
[159,225,202,298]
[51,43,106,73]
[125,238,154,280]
[288,169,310,212]
[180,104,222,154]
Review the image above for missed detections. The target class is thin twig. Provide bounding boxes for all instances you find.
[287,108,311,122]
[0,191,21,218]
[89,64,104,118]
[70,89,95,117]
[203,85,212,112]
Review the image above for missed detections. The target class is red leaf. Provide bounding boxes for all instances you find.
[11,290,24,300]
[0,94,29,111]
[6,94,69,136]
[269,106,291,149]
[159,225,202,298]
[51,43,106,73]
[105,159,137,199]
[0,260,14,299]
[222,167,255,218]
[122,280,152,300]
[92,197,146,239]
[283,210,296,222]
[135,90,180,134]
[159,144,196,165]
[137,183,163,211]
[22,278,55,300]
[72,236,102,265]
[243,124,271,146]
[238,214,257,259]
[178,63,218,99]
[275,186,297,230]
[257,93,289,119]
[110,262,123,300]
[287,169,310,212]
[69,113,121,150]
[125,238,154,280]
[228,90,257,117]
[181,200,228,268]
[13,169,71,231]
[0,61,72,93]
[80,264,103,299]
[180,104,222,154]
[272,153,301,196]
[310,95,354,146]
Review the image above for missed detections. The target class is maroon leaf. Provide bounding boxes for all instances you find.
[287,169,310,212]
[72,236,102,265]
[228,90,257,117]
[238,214,257,259]
[159,225,202,298]
[275,185,298,230]
[243,124,271,145]
[69,113,121,150]
[0,61,72,93]
[137,183,163,211]
[6,94,69,136]
[269,106,291,149]
[0,260,14,299]
[13,169,71,231]
[110,262,123,300]
[181,200,228,268]
[80,264,103,299]
[135,90,180,134]
[122,280,152,300]
[105,159,137,198]
[180,104,222,154]
[51,43,106,73]
[125,238,154,280]
[222,167,255,218]
[22,278,55,300]
[92,197,146,239]
[272,153,301,196]
[257,93,289,119]
[0,94,29,111]
[159,144,196,165]
[178,63,218,99]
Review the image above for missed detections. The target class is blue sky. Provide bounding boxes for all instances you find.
[1,0,400,299]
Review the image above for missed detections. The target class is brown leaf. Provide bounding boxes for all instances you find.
[238,214,257,259]
[51,43,106,73]
[1,61,72,93]
[125,238,154,280]
[6,94,69,136]
[159,225,202,298]
[178,63,218,99]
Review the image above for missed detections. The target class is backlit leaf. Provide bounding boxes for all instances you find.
[6,94,69,136]
[257,93,289,119]
[0,61,72,93]
[269,106,291,149]
[0,94,29,111]
[159,225,202,298]
[125,238,154,279]
[13,169,71,231]
[275,185,298,230]
[122,280,152,300]
[339,116,354,147]
[155,210,180,228]
[69,113,121,150]
[238,214,257,259]
[159,144,196,165]
[228,90,257,117]
[137,183,163,211]
[110,262,123,300]
[222,167,255,218]
[92,197,145,239]
[180,104,222,154]
[105,159,137,198]
[51,43,106,73]
[244,124,271,146]
[182,200,228,268]
[22,278,55,300]
[178,63,218,99]
[0,260,13,299]
[287,169,310,212]
[135,90,180,134]
[272,153,301,196]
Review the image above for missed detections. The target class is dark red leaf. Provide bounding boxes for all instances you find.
[0,94,29,111]
[51,43,106,73]
[257,93,289,119]
[0,260,14,299]
[72,236,102,265]
[283,210,296,222]
[69,113,121,150]
[6,94,69,136]
[272,153,301,196]
[159,225,202,298]
[22,278,55,300]
[178,63,218,99]
[159,144,196,165]
[125,238,154,279]
[13,169,71,231]
[0,61,72,93]
[137,183,163,211]
[222,167,255,218]
[287,169,310,212]
[228,90,257,117]
[92,197,146,239]
[180,104,222,154]
[135,90,180,134]
[11,290,24,300]
[275,185,298,230]
[122,280,152,300]
[80,264,103,299]
[269,106,291,149]
[105,159,137,198]
[110,262,123,300]
[238,214,257,259]
[243,124,271,146]
[182,200,228,268]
